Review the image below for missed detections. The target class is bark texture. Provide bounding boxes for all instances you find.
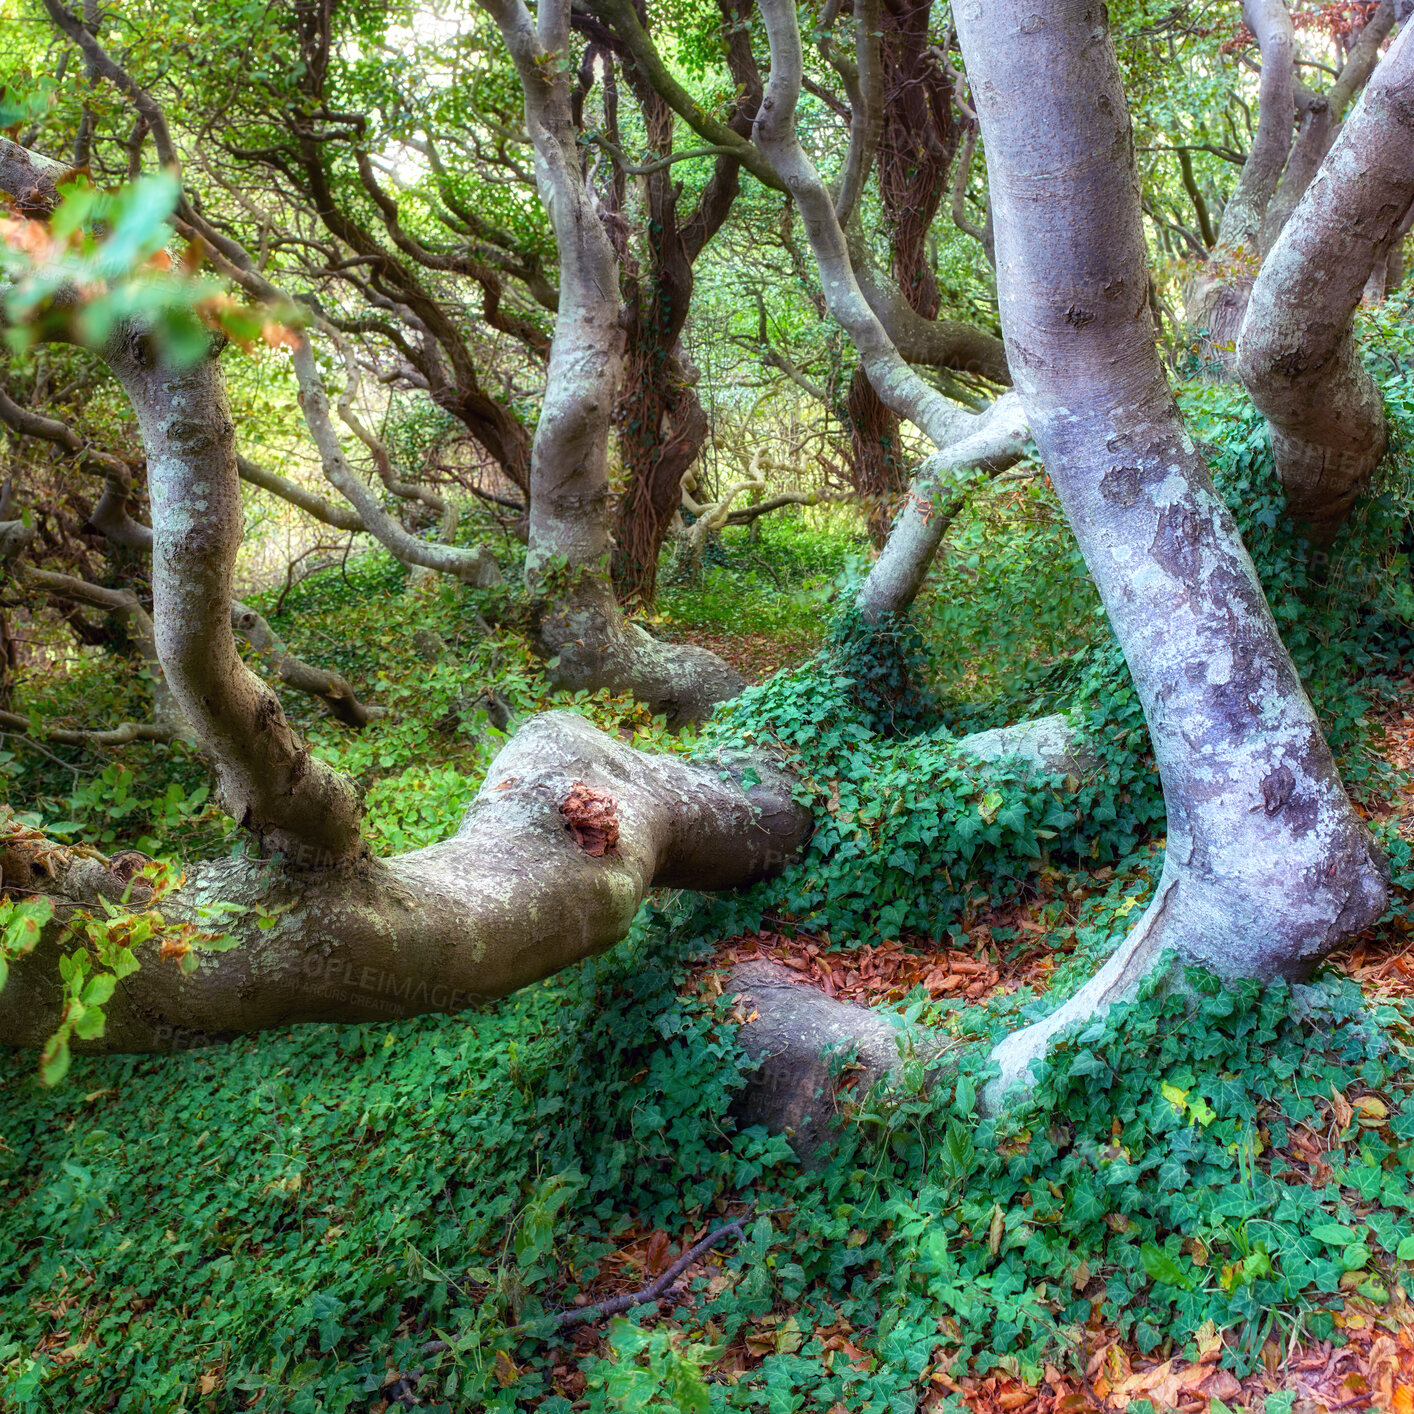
[752,0,1028,620]
[483,0,743,723]
[0,712,808,1051]
[1237,24,1414,543]
[953,0,1386,1109]
[1186,0,1296,353]
[731,960,943,1163]
[106,329,367,867]
[1260,2,1397,252]
[603,0,761,605]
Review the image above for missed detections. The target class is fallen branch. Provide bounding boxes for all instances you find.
[548,1213,756,1330]
[419,1208,761,1361]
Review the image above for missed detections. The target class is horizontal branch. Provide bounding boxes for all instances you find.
[236,454,365,532]
[0,711,810,1050]
[231,601,384,729]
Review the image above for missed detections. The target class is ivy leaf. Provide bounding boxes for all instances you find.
[1141,1243,1195,1291]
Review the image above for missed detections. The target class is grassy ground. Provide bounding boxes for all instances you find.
[3,478,1414,1414]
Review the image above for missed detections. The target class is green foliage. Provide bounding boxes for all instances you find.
[1,172,293,360]
[705,669,1063,942]
[656,513,861,645]
[4,881,1413,1410]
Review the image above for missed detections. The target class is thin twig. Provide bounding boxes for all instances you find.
[550,1214,753,1330]
[420,1207,781,1358]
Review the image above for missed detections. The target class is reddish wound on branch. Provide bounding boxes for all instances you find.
[560,783,620,857]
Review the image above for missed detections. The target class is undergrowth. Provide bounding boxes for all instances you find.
[3,882,1413,1412]
[4,344,1414,1411]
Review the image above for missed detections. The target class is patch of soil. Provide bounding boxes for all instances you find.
[674,629,821,683]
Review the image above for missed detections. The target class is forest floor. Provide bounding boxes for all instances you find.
[503,679,1414,1414]
[9,513,1414,1414]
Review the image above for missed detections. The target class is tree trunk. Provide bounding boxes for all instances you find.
[845,369,905,547]
[1259,2,1396,253]
[1186,0,1296,357]
[107,329,367,867]
[751,0,1029,621]
[498,8,742,723]
[0,711,808,1050]
[952,0,1387,1108]
[1237,24,1414,543]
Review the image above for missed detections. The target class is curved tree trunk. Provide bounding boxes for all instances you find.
[752,0,1029,622]
[1186,0,1297,357]
[1237,24,1414,543]
[1259,2,1396,253]
[0,711,808,1051]
[496,1,742,723]
[106,331,368,866]
[951,0,1386,1108]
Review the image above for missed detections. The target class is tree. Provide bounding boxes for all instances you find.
[0,0,1401,1127]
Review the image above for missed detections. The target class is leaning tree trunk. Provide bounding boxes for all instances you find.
[0,32,801,1052]
[1237,23,1414,544]
[108,330,367,868]
[1257,2,1396,254]
[1185,0,1296,359]
[502,9,742,724]
[752,0,1030,623]
[951,0,1387,1107]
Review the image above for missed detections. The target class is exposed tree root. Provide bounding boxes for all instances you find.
[534,582,745,727]
[731,960,954,1163]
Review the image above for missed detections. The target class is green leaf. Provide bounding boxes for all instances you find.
[80,973,117,1008]
[1310,1223,1359,1247]
[39,1029,72,1087]
[1140,1243,1194,1291]
[2,897,55,955]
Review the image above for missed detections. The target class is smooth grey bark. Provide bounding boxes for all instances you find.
[751,0,1029,621]
[952,713,1095,779]
[854,392,1030,622]
[731,960,944,1163]
[1187,0,1297,351]
[1260,2,1396,252]
[236,453,365,533]
[231,600,384,729]
[828,0,882,225]
[478,0,743,726]
[1237,24,1414,543]
[752,0,979,451]
[290,335,501,589]
[105,329,367,866]
[952,0,1386,1109]
[0,711,808,1050]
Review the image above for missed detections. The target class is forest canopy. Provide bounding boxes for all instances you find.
[2,0,1414,1410]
